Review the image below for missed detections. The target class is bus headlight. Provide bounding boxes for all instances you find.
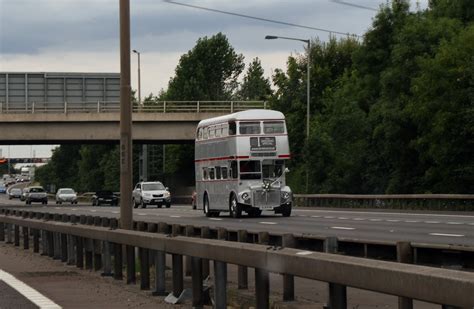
[281,191,291,201]
[241,192,250,202]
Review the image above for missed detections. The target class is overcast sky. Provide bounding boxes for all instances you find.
[0,0,427,158]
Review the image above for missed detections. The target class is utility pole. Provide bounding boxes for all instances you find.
[133,49,147,182]
[119,0,133,230]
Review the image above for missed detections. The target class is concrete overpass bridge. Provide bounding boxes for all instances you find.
[0,101,266,144]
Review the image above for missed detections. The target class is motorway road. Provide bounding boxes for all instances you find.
[1,194,473,247]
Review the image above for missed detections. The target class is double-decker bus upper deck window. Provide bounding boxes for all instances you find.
[221,167,228,179]
[197,128,203,140]
[209,127,215,139]
[239,122,261,135]
[229,121,236,135]
[203,127,208,139]
[239,160,261,180]
[215,166,222,179]
[263,121,285,134]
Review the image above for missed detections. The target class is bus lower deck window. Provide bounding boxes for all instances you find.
[221,167,228,179]
[239,160,261,180]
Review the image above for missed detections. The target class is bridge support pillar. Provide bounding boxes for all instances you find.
[185,225,194,277]
[214,260,227,308]
[152,250,167,296]
[14,224,20,246]
[126,245,136,284]
[113,243,123,280]
[75,237,84,268]
[48,232,55,258]
[85,239,93,270]
[22,226,29,250]
[201,227,210,279]
[325,237,347,309]
[256,232,270,309]
[6,223,13,244]
[172,254,183,297]
[0,222,4,241]
[33,229,39,253]
[60,233,68,262]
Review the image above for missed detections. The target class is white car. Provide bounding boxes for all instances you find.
[132,181,171,209]
[56,188,78,204]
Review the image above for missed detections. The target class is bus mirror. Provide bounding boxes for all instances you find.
[284,168,290,173]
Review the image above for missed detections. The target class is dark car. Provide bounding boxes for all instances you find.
[92,191,119,206]
[26,186,48,205]
[8,188,22,199]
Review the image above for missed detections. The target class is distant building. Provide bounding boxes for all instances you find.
[0,72,120,110]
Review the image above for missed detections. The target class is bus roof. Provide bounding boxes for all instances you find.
[197,109,285,128]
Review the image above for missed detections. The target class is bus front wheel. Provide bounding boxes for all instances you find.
[229,194,242,218]
[204,195,212,217]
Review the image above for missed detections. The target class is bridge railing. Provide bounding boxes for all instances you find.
[0,211,473,308]
[0,101,267,114]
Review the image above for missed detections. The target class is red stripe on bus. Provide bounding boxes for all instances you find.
[194,155,250,163]
[278,154,291,158]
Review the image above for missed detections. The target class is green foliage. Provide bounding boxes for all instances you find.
[164,32,244,100]
[237,57,272,100]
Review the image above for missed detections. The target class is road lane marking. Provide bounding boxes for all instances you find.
[170,215,181,218]
[424,221,440,224]
[0,269,62,308]
[338,217,349,220]
[137,213,147,216]
[296,251,313,256]
[429,233,464,237]
[71,208,77,211]
[369,219,382,221]
[330,226,355,230]
[90,210,97,213]
[323,216,335,219]
[259,222,278,225]
[353,218,365,221]
[209,218,223,221]
[405,220,419,223]
[446,222,462,225]
[311,215,321,218]
[386,219,400,222]
[295,209,474,219]
[111,211,119,214]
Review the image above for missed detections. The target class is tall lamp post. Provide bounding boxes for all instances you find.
[132,49,147,181]
[265,35,311,192]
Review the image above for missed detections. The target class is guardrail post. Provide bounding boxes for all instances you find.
[76,236,84,269]
[32,102,35,113]
[48,231,55,258]
[14,224,20,247]
[41,230,48,255]
[93,217,103,271]
[282,234,295,301]
[153,222,168,296]
[126,244,136,284]
[185,225,194,276]
[255,231,270,309]
[231,101,234,113]
[67,216,76,265]
[101,218,112,276]
[237,230,248,289]
[201,227,210,279]
[192,256,203,308]
[22,226,29,250]
[61,232,68,262]
[6,223,13,244]
[264,101,267,109]
[214,228,228,308]
[172,224,184,297]
[197,101,200,113]
[397,242,413,309]
[64,101,68,114]
[97,101,100,113]
[163,101,167,113]
[324,237,347,309]
[0,222,4,241]
[33,229,39,253]
[137,222,150,290]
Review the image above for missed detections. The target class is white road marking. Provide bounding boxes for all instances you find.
[330,226,355,230]
[369,219,382,222]
[137,213,147,216]
[0,269,62,309]
[209,218,223,221]
[424,221,440,224]
[54,207,61,210]
[296,251,313,256]
[429,233,464,237]
[111,211,119,214]
[338,217,349,220]
[469,223,474,226]
[353,218,365,221]
[259,222,278,225]
[386,219,400,222]
[311,215,321,218]
[71,208,77,211]
[90,210,97,213]
[446,222,462,225]
[170,215,181,218]
[324,216,335,219]
[405,220,419,223]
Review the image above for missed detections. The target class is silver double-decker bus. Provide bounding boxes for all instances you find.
[195,109,292,218]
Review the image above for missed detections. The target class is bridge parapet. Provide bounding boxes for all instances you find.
[0,100,266,114]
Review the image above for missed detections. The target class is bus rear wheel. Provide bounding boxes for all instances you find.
[281,203,292,217]
[229,194,241,218]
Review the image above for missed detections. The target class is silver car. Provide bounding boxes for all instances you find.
[56,188,78,204]
[26,186,48,205]
[132,181,171,209]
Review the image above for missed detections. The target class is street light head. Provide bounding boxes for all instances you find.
[265,35,278,40]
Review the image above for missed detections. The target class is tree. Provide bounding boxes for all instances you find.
[237,57,272,100]
[164,32,244,100]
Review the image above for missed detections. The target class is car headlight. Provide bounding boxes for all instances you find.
[241,192,250,202]
[164,191,170,198]
[281,191,291,200]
